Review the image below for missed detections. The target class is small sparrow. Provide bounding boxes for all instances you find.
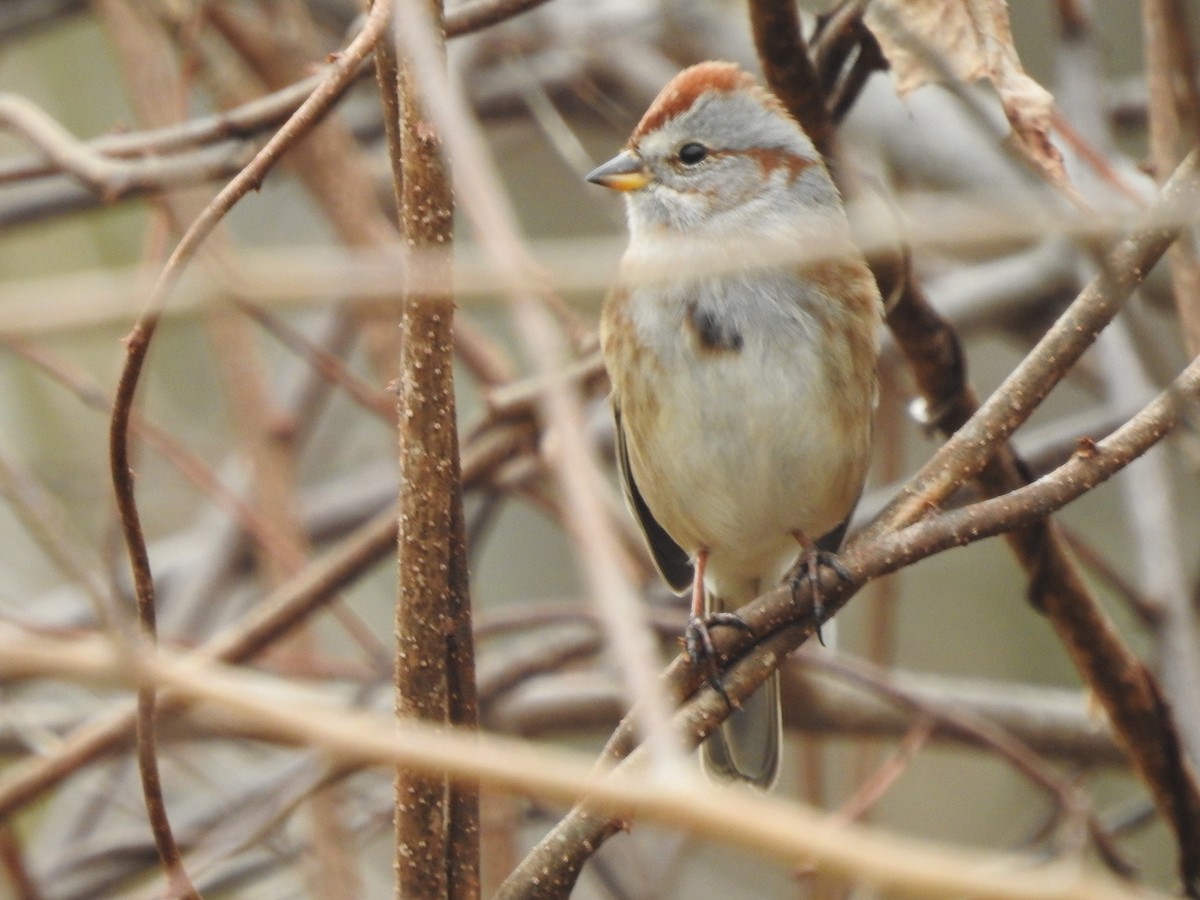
[588,61,881,787]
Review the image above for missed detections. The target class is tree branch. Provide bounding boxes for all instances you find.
[747,0,834,157]
[0,630,1163,900]
[497,138,1200,899]
[380,0,481,893]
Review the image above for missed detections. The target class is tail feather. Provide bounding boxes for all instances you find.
[700,668,781,788]
[700,579,783,789]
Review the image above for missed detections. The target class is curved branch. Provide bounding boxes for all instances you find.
[104,8,394,899]
[748,0,834,156]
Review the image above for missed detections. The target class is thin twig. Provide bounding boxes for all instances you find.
[0,93,256,199]
[811,654,1133,875]
[93,4,200,890]
[443,0,555,35]
[3,336,321,581]
[498,149,1200,894]
[0,446,121,634]
[103,8,395,897]
[831,717,933,826]
[235,299,397,422]
[0,630,1163,900]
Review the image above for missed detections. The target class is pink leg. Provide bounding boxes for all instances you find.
[684,547,750,707]
[790,529,812,552]
[691,548,708,619]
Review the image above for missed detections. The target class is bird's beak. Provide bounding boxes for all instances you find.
[586,150,650,192]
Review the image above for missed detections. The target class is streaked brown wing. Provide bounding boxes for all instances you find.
[613,405,693,593]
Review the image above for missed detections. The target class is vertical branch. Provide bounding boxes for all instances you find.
[381,1,480,897]
[1143,0,1200,359]
[109,309,201,900]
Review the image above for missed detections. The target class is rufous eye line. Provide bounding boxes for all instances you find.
[690,147,813,185]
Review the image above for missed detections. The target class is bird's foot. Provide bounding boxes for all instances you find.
[787,549,852,646]
[684,612,752,709]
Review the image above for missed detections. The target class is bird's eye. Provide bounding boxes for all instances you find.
[677,142,708,165]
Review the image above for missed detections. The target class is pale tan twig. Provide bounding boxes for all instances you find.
[0,628,1163,900]
[0,93,256,198]
[2,190,1197,337]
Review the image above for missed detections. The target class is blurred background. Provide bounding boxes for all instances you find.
[1,1,1197,897]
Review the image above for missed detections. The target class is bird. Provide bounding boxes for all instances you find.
[587,61,882,788]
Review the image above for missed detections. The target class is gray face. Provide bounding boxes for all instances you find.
[625,89,844,236]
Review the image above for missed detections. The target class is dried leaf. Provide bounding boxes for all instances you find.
[864,0,1068,186]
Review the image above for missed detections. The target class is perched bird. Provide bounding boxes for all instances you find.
[588,61,882,787]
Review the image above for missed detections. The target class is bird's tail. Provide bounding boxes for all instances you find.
[700,667,780,788]
[699,586,781,789]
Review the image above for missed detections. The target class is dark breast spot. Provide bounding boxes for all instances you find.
[687,302,743,353]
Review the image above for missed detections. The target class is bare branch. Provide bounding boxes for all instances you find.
[748,0,834,157]
[0,629,1164,900]
[0,94,256,199]
[380,0,480,894]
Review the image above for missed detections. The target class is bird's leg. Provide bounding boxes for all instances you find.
[683,548,751,708]
[690,547,707,620]
[786,530,852,646]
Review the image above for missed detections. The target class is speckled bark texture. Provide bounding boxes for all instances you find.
[381,2,480,896]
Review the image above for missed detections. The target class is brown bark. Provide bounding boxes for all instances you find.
[382,0,480,896]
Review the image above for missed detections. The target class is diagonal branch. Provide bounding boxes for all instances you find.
[497,134,1200,899]
[748,0,834,156]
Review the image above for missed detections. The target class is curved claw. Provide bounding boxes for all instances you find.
[684,613,751,709]
[787,549,852,646]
